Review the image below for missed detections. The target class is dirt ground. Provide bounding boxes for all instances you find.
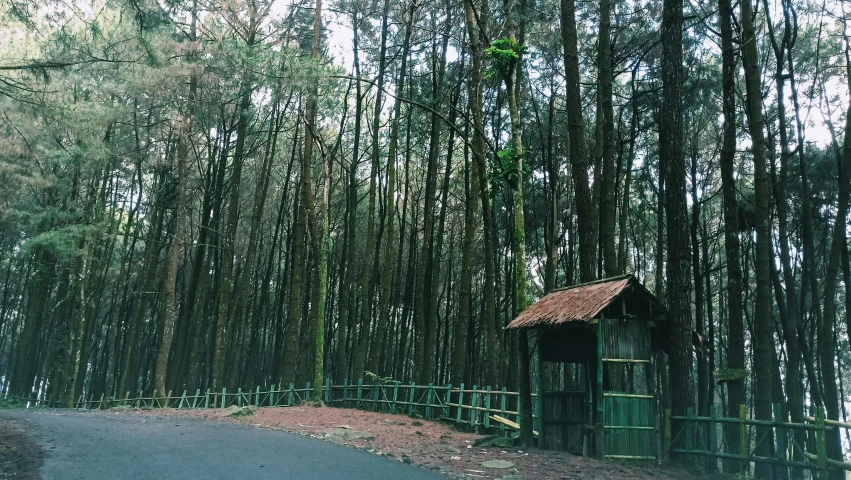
[0,416,43,479]
[138,405,703,480]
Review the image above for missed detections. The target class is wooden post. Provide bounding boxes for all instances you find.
[456,384,465,426]
[373,381,379,412]
[356,378,363,408]
[685,407,694,459]
[500,388,507,436]
[124,391,130,407]
[407,382,415,416]
[595,316,605,459]
[178,390,187,409]
[392,381,399,413]
[237,388,243,407]
[536,335,545,448]
[708,406,717,470]
[270,384,276,407]
[773,403,785,469]
[444,384,452,418]
[325,378,331,404]
[425,383,434,419]
[815,407,827,480]
[222,388,227,408]
[205,389,210,408]
[484,387,491,430]
[193,389,201,409]
[470,385,478,429]
[664,408,671,462]
[98,393,105,410]
[739,404,747,474]
[288,383,294,406]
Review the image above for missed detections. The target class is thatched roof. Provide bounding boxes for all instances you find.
[505,274,663,330]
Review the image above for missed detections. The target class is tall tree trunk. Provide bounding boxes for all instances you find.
[660,0,694,454]
[596,0,617,278]
[212,22,257,388]
[817,64,851,478]
[301,0,326,400]
[740,0,774,474]
[155,2,197,398]
[717,0,746,468]
[560,0,595,283]
[375,1,414,378]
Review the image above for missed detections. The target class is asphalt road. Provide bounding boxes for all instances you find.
[1,409,446,480]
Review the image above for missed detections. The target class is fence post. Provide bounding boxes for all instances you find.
[739,404,748,474]
[470,385,478,429]
[325,378,331,404]
[444,384,452,418]
[708,406,717,472]
[356,379,363,408]
[407,382,415,416]
[456,384,464,426]
[178,391,187,409]
[425,383,434,419]
[305,382,310,402]
[270,384,276,407]
[664,408,671,462]
[373,382,379,412]
[237,388,243,407]
[288,383,294,406]
[484,387,491,430]
[342,379,348,408]
[222,388,227,408]
[686,407,694,459]
[500,388,507,437]
[392,382,399,413]
[773,403,786,470]
[815,407,827,480]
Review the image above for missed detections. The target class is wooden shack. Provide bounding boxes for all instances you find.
[506,274,666,460]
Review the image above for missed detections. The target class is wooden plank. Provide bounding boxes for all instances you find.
[490,415,538,437]
[603,393,653,399]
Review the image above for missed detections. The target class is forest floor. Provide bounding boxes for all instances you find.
[141,405,706,480]
[0,415,43,479]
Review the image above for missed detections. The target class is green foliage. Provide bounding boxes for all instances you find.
[0,397,23,409]
[492,144,531,187]
[364,371,396,385]
[484,38,526,78]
